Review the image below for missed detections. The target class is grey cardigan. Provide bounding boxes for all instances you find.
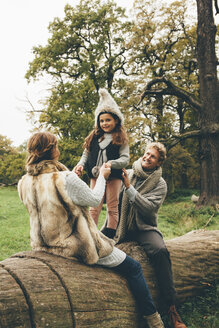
[126,177,167,231]
[115,172,167,244]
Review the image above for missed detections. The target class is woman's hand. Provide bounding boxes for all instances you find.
[122,168,130,189]
[73,165,83,177]
[99,163,111,180]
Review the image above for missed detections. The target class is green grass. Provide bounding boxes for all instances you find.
[162,281,219,328]
[0,186,218,327]
[0,186,31,261]
[158,197,218,240]
[179,282,219,328]
[100,192,219,240]
[1,187,217,260]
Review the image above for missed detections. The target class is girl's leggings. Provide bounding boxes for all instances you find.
[99,254,156,316]
[89,178,121,229]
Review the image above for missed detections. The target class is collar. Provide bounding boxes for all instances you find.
[26,160,68,176]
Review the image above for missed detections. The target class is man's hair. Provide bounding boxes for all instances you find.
[26,132,59,165]
[146,142,167,164]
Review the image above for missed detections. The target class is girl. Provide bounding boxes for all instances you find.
[74,88,129,239]
[18,131,164,328]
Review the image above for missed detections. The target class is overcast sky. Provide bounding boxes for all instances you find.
[0,0,136,146]
[0,1,217,147]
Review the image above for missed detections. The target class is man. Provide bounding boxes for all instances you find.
[115,142,187,328]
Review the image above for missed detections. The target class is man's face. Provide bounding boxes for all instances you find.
[141,147,161,170]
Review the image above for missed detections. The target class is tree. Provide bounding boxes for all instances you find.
[196,0,219,206]
[125,0,199,142]
[0,135,14,157]
[26,0,132,91]
[25,0,218,197]
[138,0,219,205]
[25,0,133,168]
[121,0,201,191]
[0,135,26,185]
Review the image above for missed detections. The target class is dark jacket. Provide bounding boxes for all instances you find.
[85,135,123,179]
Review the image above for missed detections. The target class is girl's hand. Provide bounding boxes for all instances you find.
[106,162,112,168]
[99,163,111,180]
[122,168,130,189]
[73,165,83,177]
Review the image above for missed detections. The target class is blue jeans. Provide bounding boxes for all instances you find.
[114,255,156,316]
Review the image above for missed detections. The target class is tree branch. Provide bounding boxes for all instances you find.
[162,129,201,150]
[214,0,219,14]
[139,77,202,111]
[162,124,219,150]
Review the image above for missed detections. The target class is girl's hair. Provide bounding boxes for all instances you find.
[26,132,60,165]
[83,112,128,151]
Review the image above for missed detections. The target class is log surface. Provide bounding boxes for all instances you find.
[0,230,218,328]
[118,229,219,308]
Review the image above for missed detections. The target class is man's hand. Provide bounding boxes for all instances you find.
[73,165,83,177]
[99,163,111,180]
[122,168,130,189]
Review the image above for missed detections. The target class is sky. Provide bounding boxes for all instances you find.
[0,0,135,147]
[0,0,217,147]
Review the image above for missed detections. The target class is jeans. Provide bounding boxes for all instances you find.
[113,255,156,316]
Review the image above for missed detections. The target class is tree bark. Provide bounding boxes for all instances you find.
[139,1,219,206]
[196,0,219,206]
[0,230,218,328]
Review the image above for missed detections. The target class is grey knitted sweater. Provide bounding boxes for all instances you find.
[115,159,167,244]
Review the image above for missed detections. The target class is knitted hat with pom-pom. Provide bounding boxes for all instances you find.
[94,88,124,127]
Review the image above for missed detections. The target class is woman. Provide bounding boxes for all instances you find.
[18,131,164,328]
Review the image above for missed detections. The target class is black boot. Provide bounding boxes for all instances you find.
[101,227,116,239]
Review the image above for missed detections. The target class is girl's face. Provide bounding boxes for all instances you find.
[99,113,118,133]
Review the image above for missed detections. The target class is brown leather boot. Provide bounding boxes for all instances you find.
[143,312,164,328]
[168,305,187,328]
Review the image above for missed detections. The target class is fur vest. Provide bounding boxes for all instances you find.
[18,160,114,264]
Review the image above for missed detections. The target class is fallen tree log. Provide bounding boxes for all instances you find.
[118,229,219,310]
[0,230,218,328]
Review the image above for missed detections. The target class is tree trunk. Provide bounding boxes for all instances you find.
[165,164,175,195]
[0,230,218,328]
[196,0,219,206]
[155,94,166,140]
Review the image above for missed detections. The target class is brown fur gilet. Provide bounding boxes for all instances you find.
[18,160,114,264]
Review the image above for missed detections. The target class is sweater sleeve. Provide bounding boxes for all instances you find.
[134,179,167,213]
[77,149,89,167]
[109,143,130,169]
[125,185,137,202]
[126,179,167,226]
[65,172,106,207]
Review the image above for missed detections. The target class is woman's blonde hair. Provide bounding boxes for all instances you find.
[26,132,60,165]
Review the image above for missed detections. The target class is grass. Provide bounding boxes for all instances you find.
[99,189,219,241]
[0,186,218,327]
[0,186,31,261]
[158,197,219,240]
[178,282,219,328]
[161,280,219,328]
